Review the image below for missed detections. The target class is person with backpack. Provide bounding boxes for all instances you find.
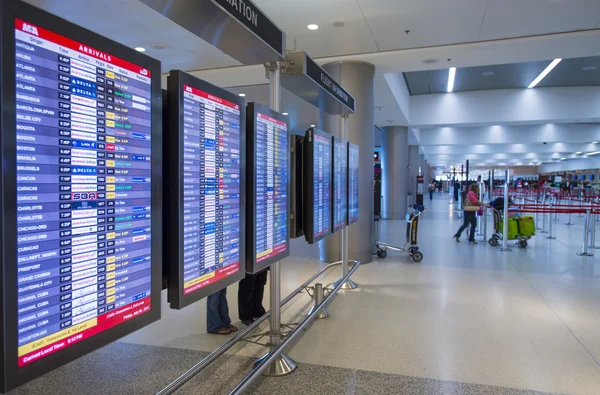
[453,184,484,244]
[428,181,435,201]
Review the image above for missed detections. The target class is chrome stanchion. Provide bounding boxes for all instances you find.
[545,199,556,240]
[565,197,573,225]
[535,196,540,231]
[553,196,559,222]
[577,209,594,256]
[253,61,296,377]
[539,193,549,234]
[483,205,488,243]
[308,283,329,319]
[579,192,584,217]
[499,170,512,252]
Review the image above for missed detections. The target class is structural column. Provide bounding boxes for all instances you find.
[408,146,420,203]
[319,61,375,264]
[381,126,408,219]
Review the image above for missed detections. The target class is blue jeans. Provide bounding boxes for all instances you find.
[207,288,231,332]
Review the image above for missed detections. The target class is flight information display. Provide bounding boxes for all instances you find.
[14,18,156,367]
[332,137,347,233]
[246,103,289,273]
[0,2,162,389]
[165,71,245,309]
[305,128,332,244]
[348,142,359,224]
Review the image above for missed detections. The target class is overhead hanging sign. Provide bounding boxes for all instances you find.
[140,0,285,64]
[281,51,355,115]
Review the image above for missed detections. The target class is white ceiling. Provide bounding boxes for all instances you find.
[24,0,600,171]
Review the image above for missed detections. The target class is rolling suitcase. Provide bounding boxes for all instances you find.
[499,218,519,240]
[517,216,535,237]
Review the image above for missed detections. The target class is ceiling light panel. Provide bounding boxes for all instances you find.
[528,59,562,88]
[447,67,456,93]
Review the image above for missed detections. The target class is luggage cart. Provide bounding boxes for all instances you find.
[375,204,425,262]
[488,206,532,248]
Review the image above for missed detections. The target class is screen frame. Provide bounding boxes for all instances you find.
[304,128,332,244]
[347,142,359,225]
[0,1,163,391]
[245,102,290,274]
[331,136,348,233]
[165,70,246,309]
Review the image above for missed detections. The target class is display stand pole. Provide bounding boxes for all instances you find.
[334,114,357,290]
[254,61,297,376]
[499,169,511,252]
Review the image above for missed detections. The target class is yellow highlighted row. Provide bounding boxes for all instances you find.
[184,272,215,289]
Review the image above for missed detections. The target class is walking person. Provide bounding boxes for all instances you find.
[428,181,435,201]
[453,184,484,244]
[207,288,238,335]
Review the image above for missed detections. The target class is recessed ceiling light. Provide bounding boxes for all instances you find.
[575,151,583,155]
[310,124,316,127]
[583,66,597,71]
[238,93,246,97]
[282,112,288,115]
[593,141,599,144]
[307,24,319,30]
[560,158,566,160]
[135,47,146,52]
[447,67,456,93]
[587,151,600,156]
[422,58,440,64]
[331,20,345,28]
[528,58,562,88]
[482,71,494,76]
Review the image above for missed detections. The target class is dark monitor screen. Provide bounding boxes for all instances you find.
[348,142,359,225]
[246,103,290,273]
[304,128,332,244]
[165,71,245,309]
[332,136,348,233]
[290,134,305,239]
[1,1,163,390]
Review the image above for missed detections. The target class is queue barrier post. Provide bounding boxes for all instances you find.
[565,197,573,225]
[540,193,549,234]
[577,209,594,257]
[308,283,329,319]
[546,200,556,240]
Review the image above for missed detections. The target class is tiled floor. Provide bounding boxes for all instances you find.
[11,194,600,394]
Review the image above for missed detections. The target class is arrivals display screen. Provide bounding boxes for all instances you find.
[0,1,162,391]
[246,103,290,273]
[165,71,245,309]
[348,142,359,224]
[332,137,347,233]
[304,128,332,244]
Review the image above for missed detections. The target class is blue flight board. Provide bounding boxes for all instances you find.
[348,142,359,224]
[332,137,347,233]
[305,128,332,244]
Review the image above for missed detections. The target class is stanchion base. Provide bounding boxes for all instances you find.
[308,305,329,319]
[333,278,358,290]
[254,353,297,377]
[498,247,512,252]
[577,252,594,257]
[546,236,557,240]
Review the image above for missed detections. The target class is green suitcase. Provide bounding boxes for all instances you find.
[499,218,519,240]
[517,216,535,237]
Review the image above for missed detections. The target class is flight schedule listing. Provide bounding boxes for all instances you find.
[182,85,241,295]
[313,133,332,238]
[14,19,153,367]
[348,144,359,223]
[333,139,347,231]
[255,113,288,262]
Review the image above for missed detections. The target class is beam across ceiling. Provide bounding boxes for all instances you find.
[422,142,600,155]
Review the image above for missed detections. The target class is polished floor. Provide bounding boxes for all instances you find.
[11,194,600,394]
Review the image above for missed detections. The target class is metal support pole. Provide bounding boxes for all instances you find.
[565,197,573,225]
[499,169,512,252]
[546,198,556,240]
[553,195,559,222]
[540,193,548,234]
[253,61,297,377]
[579,192,584,217]
[483,204,488,243]
[577,210,594,256]
[308,283,329,319]
[334,114,357,290]
[477,181,484,237]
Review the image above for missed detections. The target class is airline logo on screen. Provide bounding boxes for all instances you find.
[22,23,38,36]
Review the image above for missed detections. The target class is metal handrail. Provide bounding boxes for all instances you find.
[230,260,361,394]
[156,260,352,395]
